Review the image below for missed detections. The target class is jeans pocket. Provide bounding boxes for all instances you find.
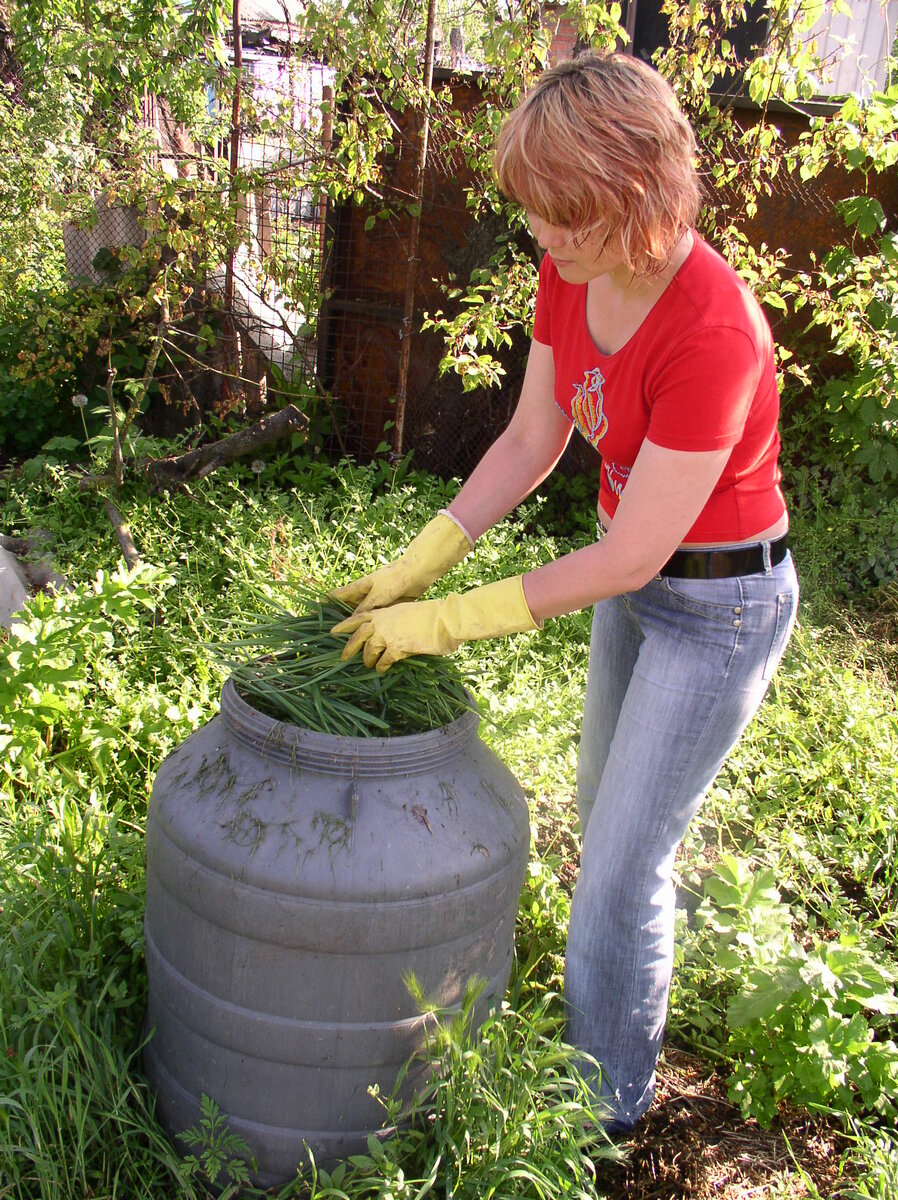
[762,591,797,681]
[660,576,743,627]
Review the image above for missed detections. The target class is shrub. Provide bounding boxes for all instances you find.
[672,856,898,1127]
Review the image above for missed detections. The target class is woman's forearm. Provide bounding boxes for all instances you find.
[446,339,572,540]
[448,424,570,540]
[522,538,648,622]
[522,440,734,622]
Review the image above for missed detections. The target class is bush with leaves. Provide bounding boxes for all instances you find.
[0,561,192,790]
[0,284,123,456]
[780,88,898,495]
[787,458,898,592]
[303,983,619,1200]
[672,855,898,1127]
[0,82,67,317]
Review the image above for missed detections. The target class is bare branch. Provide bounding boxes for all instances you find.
[141,403,309,489]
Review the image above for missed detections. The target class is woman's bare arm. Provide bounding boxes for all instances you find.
[522,439,732,621]
[447,340,574,540]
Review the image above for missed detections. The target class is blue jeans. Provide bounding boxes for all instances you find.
[565,550,799,1127]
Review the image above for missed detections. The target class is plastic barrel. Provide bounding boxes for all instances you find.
[143,678,529,1186]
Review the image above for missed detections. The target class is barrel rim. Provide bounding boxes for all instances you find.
[220,676,481,768]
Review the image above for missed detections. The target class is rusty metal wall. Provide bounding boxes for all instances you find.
[316,74,502,472]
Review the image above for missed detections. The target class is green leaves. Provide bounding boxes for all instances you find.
[839,196,887,239]
[675,854,898,1127]
[695,854,794,968]
[0,562,175,779]
[179,1094,255,1193]
[422,241,539,393]
[308,984,617,1200]
[224,591,475,737]
[10,0,227,126]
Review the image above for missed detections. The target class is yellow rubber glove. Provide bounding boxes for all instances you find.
[331,511,474,614]
[331,576,541,673]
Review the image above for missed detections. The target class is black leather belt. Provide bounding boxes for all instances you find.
[660,535,789,580]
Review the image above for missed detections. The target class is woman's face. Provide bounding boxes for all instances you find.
[527,212,625,284]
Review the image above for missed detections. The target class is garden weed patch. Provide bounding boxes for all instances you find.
[0,455,896,1197]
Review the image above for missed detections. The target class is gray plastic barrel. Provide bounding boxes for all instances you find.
[143,678,529,1186]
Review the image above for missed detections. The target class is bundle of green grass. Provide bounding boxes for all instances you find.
[223,592,474,737]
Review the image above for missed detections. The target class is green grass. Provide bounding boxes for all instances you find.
[1,452,896,1197]
[222,591,475,736]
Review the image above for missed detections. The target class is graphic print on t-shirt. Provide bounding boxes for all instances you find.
[604,461,630,498]
[571,366,608,448]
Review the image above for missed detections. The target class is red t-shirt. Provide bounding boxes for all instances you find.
[532,233,786,543]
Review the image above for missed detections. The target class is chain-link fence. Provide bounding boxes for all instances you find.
[59,50,332,431]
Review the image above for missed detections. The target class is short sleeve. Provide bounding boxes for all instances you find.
[532,256,554,345]
[646,326,764,452]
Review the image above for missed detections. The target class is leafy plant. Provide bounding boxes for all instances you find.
[513,857,572,997]
[838,1126,898,1200]
[785,163,898,491]
[0,288,93,455]
[673,855,898,1127]
[727,931,898,1126]
[422,238,541,393]
[306,982,620,1200]
[784,458,898,594]
[179,1094,256,1195]
[0,79,67,317]
[0,563,168,780]
[670,854,794,1052]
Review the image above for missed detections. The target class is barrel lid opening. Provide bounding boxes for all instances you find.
[221,678,482,775]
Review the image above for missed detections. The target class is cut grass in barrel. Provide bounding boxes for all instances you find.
[220,592,475,737]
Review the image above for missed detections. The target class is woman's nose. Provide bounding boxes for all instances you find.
[540,225,569,252]
[529,215,568,250]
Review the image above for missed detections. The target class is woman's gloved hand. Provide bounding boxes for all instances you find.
[331,575,541,673]
[331,511,473,614]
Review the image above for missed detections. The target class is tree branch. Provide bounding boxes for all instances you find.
[141,403,309,489]
[104,498,142,571]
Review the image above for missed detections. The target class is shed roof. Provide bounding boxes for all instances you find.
[240,0,304,25]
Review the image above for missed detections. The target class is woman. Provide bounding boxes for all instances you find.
[332,51,799,1131]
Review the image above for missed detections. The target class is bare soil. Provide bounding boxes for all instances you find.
[591,1046,851,1200]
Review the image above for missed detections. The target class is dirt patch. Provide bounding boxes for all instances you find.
[592,1046,850,1200]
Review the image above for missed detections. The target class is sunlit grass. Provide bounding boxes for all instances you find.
[0,453,895,1196]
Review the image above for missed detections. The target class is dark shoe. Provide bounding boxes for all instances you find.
[580,1117,635,1145]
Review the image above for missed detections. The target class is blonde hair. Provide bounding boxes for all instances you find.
[494,52,702,275]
